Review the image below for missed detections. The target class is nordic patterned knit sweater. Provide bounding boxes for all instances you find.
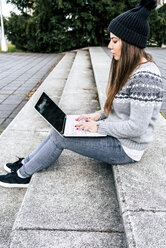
[97,61,163,161]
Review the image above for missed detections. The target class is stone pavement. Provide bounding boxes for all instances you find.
[0,52,62,131]
[0,53,75,248]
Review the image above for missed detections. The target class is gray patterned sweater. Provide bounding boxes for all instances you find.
[97,62,163,158]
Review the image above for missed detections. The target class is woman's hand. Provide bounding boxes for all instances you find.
[75,119,98,133]
[75,112,101,122]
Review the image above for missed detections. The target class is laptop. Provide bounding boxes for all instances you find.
[34,92,106,137]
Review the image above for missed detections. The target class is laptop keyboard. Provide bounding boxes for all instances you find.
[67,117,89,135]
[64,115,96,136]
[64,115,105,137]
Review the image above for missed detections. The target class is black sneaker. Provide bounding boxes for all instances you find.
[4,157,24,173]
[0,172,31,188]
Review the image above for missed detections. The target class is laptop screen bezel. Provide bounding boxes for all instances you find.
[34,92,66,134]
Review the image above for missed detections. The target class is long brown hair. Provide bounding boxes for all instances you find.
[104,40,153,115]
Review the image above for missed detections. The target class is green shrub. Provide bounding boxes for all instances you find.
[5,13,30,50]
[149,5,166,46]
[6,0,150,52]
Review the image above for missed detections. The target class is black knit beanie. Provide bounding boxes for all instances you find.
[108,0,157,48]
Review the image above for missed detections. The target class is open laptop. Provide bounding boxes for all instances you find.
[34,92,106,137]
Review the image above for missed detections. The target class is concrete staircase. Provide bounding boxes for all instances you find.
[0,52,75,247]
[0,49,126,247]
[0,47,165,248]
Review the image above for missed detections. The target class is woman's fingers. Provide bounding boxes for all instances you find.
[75,114,89,121]
[75,119,88,128]
[75,119,97,132]
[75,122,86,129]
[75,112,101,122]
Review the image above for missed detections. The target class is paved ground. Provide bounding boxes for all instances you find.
[104,47,166,116]
[0,53,62,131]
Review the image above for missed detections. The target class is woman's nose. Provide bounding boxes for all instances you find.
[108,41,112,50]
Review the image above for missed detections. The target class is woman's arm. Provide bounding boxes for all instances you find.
[97,103,154,138]
[75,111,102,121]
[97,76,163,138]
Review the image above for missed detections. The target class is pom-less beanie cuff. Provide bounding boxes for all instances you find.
[108,17,149,48]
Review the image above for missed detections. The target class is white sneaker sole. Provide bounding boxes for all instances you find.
[0,181,29,188]
[4,164,12,173]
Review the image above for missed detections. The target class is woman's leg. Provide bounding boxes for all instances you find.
[63,135,134,165]
[19,130,63,177]
[19,130,134,178]
[24,132,52,163]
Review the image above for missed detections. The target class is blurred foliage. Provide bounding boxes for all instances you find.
[149,4,166,46]
[5,13,30,50]
[5,0,166,52]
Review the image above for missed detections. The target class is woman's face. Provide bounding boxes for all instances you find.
[108,33,122,60]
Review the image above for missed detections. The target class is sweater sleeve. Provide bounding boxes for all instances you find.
[98,110,107,120]
[98,104,154,138]
[97,76,163,138]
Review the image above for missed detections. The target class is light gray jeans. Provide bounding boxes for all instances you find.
[19,129,135,177]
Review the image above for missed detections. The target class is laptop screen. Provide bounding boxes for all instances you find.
[34,92,66,133]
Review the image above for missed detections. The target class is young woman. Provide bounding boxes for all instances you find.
[0,0,163,187]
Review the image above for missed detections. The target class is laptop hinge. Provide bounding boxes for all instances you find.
[62,115,67,134]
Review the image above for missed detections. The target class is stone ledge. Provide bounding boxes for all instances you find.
[0,53,75,248]
[113,114,166,248]
[10,230,126,248]
[89,46,166,248]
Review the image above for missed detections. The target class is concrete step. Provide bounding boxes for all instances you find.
[9,50,127,247]
[0,52,75,248]
[89,47,166,248]
[89,47,111,109]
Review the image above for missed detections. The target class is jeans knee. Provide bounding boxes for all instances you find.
[50,130,65,149]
